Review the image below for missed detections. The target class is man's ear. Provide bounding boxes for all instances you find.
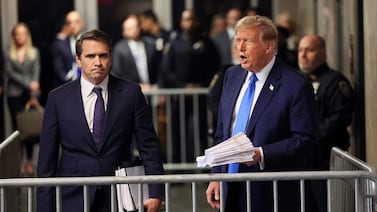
[265,41,276,54]
[75,55,81,67]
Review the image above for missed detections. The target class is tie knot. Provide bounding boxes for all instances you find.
[250,73,258,83]
[93,87,102,97]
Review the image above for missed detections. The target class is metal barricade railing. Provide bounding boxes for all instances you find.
[0,131,21,157]
[0,171,376,212]
[330,147,377,212]
[143,88,212,167]
[1,96,375,212]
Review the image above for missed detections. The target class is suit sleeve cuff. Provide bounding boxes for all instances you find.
[258,147,265,170]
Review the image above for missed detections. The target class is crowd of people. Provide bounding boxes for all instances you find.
[0,6,354,212]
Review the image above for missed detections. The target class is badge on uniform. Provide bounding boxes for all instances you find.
[312,82,320,95]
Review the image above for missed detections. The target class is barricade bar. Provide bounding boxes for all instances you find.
[143,88,209,95]
[0,171,375,187]
[331,147,376,172]
[330,147,376,212]
[0,131,20,153]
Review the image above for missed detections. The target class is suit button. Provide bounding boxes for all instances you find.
[98,157,103,161]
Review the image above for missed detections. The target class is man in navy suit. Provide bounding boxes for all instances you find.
[37,29,164,212]
[205,15,319,212]
[50,11,84,88]
[50,21,75,88]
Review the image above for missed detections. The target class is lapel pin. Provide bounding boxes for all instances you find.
[269,84,274,91]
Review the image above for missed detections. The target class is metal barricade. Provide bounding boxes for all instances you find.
[0,131,20,157]
[1,98,376,212]
[330,147,376,212]
[0,148,376,212]
[143,88,212,167]
[0,171,376,212]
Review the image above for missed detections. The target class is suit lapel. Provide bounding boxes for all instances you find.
[223,67,248,137]
[246,61,281,134]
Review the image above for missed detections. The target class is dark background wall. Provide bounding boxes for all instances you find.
[18,0,74,105]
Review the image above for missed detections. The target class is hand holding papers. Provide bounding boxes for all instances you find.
[115,159,149,212]
[196,133,255,168]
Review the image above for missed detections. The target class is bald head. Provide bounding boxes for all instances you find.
[122,15,141,40]
[298,34,327,73]
[66,11,84,37]
[180,9,198,32]
[226,8,242,28]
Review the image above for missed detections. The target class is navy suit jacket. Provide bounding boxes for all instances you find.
[50,38,75,86]
[213,59,319,212]
[111,37,158,84]
[37,75,164,212]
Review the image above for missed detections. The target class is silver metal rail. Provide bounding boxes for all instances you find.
[0,171,376,212]
[143,88,211,166]
[0,131,20,156]
[330,147,377,212]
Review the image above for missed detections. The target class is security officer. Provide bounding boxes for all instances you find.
[298,34,354,212]
[159,9,220,162]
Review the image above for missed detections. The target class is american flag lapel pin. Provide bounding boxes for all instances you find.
[269,84,274,91]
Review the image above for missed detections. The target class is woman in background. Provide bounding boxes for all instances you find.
[4,22,41,176]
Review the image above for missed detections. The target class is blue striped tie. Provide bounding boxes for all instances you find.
[228,73,257,173]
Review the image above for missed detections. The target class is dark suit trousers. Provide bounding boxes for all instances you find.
[225,182,246,212]
[91,188,110,212]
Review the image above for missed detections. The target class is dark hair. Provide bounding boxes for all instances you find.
[244,6,263,16]
[277,25,290,39]
[75,29,112,57]
[140,9,158,22]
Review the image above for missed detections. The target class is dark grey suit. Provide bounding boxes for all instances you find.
[213,30,232,66]
[111,37,158,84]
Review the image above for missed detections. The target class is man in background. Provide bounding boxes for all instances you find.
[111,14,158,92]
[51,10,84,87]
[298,34,354,212]
[213,7,242,65]
[160,9,220,162]
[139,9,171,81]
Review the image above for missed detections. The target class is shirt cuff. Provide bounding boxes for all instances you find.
[258,147,265,170]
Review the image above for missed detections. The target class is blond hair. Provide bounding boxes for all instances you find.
[8,22,37,61]
[235,15,278,52]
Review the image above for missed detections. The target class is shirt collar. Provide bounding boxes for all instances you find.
[254,56,275,84]
[81,75,109,97]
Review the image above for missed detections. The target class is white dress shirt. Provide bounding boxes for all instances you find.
[231,56,276,169]
[128,40,149,84]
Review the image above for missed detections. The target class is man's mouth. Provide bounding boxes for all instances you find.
[240,55,247,63]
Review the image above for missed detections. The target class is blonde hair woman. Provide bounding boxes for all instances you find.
[4,22,41,176]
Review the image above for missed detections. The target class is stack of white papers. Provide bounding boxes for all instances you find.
[115,164,149,212]
[196,133,255,168]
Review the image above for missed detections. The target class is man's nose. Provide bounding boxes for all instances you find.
[237,42,246,51]
[94,56,102,65]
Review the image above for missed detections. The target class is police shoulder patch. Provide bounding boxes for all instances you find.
[338,80,352,98]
